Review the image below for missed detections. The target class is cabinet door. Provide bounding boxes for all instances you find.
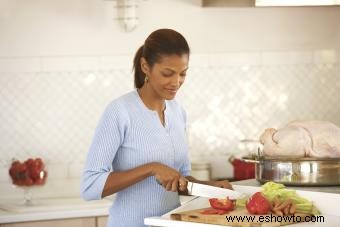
[1,217,95,227]
[96,216,108,227]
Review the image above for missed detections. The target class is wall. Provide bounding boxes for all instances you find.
[0,0,340,191]
[1,0,339,55]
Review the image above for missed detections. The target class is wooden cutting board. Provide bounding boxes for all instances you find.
[171,207,311,226]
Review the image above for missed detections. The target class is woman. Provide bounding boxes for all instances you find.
[81,28,232,227]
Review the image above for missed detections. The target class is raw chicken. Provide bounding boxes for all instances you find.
[259,120,340,158]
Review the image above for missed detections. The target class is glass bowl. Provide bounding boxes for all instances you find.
[9,158,48,205]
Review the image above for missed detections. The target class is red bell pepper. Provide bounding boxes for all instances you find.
[246,192,272,215]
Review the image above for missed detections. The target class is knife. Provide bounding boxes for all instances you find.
[186,181,245,200]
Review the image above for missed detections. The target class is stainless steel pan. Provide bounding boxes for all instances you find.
[243,154,340,186]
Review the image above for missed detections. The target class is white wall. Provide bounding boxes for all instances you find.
[0,0,339,56]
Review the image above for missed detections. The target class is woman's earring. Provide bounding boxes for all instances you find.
[144,76,149,83]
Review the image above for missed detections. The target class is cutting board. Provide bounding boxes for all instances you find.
[171,207,311,226]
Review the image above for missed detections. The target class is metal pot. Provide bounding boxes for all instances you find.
[243,154,340,186]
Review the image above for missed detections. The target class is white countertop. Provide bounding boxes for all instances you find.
[145,181,340,227]
[0,195,195,224]
[0,197,111,224]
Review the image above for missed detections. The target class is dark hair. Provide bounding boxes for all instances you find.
[133,29,190,88]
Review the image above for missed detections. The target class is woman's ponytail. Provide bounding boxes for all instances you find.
[133,45,146,89]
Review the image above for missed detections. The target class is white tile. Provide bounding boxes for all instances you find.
[41,56,100,72]
[1,51,340,176]
[0,57,41,73]
[0,166,10,183]
[46,163,68,179]
[68,163,84,178]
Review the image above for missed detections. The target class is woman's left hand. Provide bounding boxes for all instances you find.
[208,180,233,190]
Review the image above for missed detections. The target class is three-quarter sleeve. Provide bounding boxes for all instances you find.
[81,102,126,200]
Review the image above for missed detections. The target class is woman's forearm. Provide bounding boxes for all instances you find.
[101,163,155,198]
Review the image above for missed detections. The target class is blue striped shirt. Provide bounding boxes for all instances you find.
[81,90,191,227]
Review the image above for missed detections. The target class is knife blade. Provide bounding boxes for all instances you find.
[186,182,245,200]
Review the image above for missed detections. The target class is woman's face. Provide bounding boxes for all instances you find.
[142,54,189,100]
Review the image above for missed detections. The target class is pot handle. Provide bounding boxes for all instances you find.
[241,157,260,164]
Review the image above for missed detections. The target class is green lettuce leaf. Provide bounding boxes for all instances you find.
[261,182,320,215]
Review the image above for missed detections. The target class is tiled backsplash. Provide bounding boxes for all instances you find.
[0,50,339,180]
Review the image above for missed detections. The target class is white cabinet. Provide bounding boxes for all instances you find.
[0,216,109,227]
[96,216,108,227]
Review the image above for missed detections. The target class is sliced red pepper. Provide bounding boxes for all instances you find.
[200,209,219,214]
[209,197,235,211]
[216,209,229,215]
[200,208,229,215]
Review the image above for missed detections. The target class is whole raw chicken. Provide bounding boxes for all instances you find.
[259,120,340,158]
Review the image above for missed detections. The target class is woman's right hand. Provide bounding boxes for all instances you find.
[150,162,187,192]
